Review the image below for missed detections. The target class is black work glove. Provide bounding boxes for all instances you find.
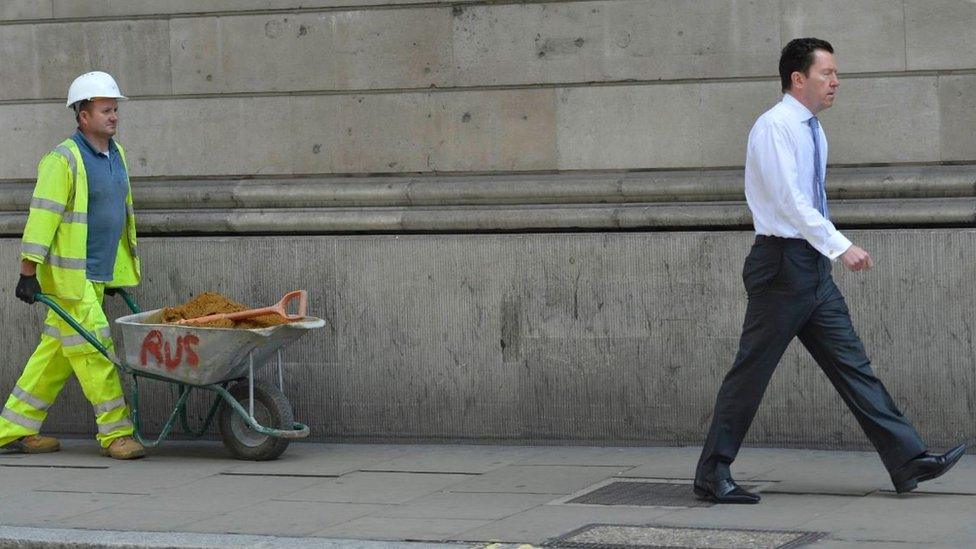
[104,287,121,296]
[15,274,41,304]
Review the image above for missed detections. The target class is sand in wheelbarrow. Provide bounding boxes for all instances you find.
[160,292,290,329]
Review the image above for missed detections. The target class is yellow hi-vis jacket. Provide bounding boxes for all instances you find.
[20,138,140,300]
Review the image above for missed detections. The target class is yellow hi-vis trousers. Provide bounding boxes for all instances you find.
[0,281,133,448]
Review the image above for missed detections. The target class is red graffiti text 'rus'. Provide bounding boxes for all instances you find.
[140,330,201,370]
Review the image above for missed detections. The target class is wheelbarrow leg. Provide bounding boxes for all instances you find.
[178,383,223,438]
[128,374,194,448]
[276,349,284,392]
[249,352,254,421]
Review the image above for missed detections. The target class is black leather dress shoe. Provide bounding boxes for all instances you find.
[890,442,967,494]
[693,478,761,504]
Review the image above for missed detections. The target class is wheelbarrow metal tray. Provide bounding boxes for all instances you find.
[115,309,325,386]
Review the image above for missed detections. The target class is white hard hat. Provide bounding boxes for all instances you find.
[66,71,126,108]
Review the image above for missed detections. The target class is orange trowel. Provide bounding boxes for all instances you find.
[176,290,308,326]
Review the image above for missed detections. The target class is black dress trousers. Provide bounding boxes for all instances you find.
[695,235,927,482]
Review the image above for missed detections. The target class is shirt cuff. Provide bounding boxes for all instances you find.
[821,232,853,262]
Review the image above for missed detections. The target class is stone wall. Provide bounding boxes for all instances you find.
[2,230,973,449]
[1,1,974,178]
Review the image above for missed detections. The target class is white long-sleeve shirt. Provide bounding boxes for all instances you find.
[744,94,852,260]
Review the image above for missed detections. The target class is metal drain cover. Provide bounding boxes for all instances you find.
[547,524,825,549]
[567,481,755,508]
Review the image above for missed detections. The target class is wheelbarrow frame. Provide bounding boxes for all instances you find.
[34,290,311,453]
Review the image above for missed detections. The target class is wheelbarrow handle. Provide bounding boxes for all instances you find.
[34,293,116,362]
[110,288,142,314]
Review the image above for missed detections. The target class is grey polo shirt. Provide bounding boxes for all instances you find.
[70,130,128,282]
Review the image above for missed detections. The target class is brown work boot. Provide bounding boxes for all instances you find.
[101,436,146,460]
[5,434,60,454]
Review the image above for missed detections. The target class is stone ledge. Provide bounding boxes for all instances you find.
[0,198,971,236]
[0,167,972,235]
[2,165,972,209]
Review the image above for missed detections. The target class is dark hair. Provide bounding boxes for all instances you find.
[779,38,833,92]
[73,99,92,124]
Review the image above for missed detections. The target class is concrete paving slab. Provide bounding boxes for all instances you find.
[941,520,976,547]
[514,445,675,467]
[30,464,223,495]
[454,504,676,544]
[314,517,494,542]
[621,447,798,481]
[277,472,473,504]
[136,440,243,463]
[3,441,232,494]
[801,492,976,544]
[0,463,91,493]
[810,540,959,549]
[55,508,222,532]
[0,525,467,549]
[755,450,890,496]
[3,443,976,546]
[608,462,698,481]
[0,490,145,527]
[757,451,976,496]
[652,493,861,530]
[222,443,418,477]
[176,500,387,536]
[760,480,877,497]
[366,491,555,520]
[118,474,324,513]
[363,445,550,474]
[446,465,631,495]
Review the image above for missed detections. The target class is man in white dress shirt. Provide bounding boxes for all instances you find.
[692,38,965,504]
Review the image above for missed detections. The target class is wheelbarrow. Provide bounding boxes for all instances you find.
[34,290,325,460]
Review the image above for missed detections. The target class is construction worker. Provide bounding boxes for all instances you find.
[1,71,145,460]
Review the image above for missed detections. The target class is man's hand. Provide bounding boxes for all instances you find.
[15,274,41,304]
[20,258,36,277]
[104,287,120,296]
[840,244,874,272]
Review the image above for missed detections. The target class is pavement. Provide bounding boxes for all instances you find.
[0,439,974,548]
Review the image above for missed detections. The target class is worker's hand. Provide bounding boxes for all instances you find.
[15,274,41,304]
[104,287,120,296]
[840,245,874,272]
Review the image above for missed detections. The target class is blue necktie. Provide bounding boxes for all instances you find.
[807,116,829,219]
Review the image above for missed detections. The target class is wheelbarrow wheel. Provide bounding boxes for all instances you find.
[218,380,293,461]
